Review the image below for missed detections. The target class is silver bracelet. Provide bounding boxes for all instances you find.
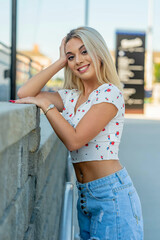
[44,104,55,115]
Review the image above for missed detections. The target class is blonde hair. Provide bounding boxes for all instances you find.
[63,26,123,93]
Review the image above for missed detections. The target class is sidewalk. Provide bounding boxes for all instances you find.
[125,103,160,120]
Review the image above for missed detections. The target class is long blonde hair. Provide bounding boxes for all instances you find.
[63,26,123,93]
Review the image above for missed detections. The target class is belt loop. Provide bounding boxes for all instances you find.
[116,172,124,184]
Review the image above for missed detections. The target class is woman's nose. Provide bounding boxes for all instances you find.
[75,54,83,64]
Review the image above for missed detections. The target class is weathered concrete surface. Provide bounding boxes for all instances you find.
[0,102,68,240]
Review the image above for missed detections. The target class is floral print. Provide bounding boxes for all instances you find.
[58,83,125,163]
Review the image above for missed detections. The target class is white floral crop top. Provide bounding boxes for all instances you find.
[57,83,125,163]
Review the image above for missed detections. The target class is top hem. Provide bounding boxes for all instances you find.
[72,158,119,163]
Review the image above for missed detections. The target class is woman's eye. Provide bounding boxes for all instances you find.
[68,56,74,61]
[82,50,87,54]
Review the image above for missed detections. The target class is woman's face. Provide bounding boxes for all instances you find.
[65,38,98,81]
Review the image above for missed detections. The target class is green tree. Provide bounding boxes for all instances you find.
[154,63,160,83]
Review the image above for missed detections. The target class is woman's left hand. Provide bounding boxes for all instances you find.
[12,96,43,108]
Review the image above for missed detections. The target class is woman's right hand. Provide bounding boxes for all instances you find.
[59,37,68,67]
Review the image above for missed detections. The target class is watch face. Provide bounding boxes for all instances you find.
[50,104,54,108]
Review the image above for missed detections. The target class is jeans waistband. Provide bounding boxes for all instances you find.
[76,167,129,189]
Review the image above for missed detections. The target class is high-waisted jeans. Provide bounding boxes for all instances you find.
[76,167,144,240]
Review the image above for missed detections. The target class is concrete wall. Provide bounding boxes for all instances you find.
[0,102,68,240]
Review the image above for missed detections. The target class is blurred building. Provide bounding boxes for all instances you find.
[153,51,160,63]
[16,44,52,85]
[19,44,51,67]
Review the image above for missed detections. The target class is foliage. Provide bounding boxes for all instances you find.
[154,63,160,83]
[46,77,64,87]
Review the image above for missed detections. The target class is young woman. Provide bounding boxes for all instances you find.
[12,27,143,240]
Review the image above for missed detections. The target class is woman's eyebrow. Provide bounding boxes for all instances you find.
[66,44,85,55]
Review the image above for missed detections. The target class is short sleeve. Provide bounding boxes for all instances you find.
[57,89,71,106]
[92,84,124,118]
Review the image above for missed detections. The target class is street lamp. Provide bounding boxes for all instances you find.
[85,0,89,26]
[146,0,153,97]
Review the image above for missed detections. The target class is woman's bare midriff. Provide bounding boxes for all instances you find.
[73,159,123,183]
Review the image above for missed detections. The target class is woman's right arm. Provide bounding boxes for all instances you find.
[17,59,66,98]
[17,37,67,99]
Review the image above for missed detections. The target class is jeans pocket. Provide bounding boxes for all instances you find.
[128,188,142,222]
[87,184,115,201]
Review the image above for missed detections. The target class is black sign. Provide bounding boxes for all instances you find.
[115,31,145,113]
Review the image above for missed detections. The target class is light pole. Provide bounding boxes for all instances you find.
[10,0,17,100]
[85,0,89,26]
[146,0,153,97]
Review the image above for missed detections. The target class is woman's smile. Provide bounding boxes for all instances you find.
[77,64,90,73]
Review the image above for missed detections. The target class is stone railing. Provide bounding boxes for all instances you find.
[0,102,68,240]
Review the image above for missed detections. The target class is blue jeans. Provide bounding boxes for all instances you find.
[76,167,144,240]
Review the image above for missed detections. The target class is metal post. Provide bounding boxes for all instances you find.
[146,0,153,96]
[85,0,89,26]
[10,0,17,100]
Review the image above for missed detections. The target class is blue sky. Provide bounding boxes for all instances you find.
[0,0,160,62]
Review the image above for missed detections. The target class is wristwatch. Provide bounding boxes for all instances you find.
[44,104,55,115]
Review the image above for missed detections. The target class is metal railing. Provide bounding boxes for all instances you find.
[0,41,43,100]
[59,152,74,240]
[59,182,74,240]
[0,41,43,73]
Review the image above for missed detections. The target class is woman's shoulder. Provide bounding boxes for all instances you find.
[90,83,125,115]
[91,83,123,98]
[100,83,122,92]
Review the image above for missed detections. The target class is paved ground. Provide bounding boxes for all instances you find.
[71,113,160,240]
[119,118,160,240]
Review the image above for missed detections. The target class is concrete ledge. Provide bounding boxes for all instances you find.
[0,102,40,152]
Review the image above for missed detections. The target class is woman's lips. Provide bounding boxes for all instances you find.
[77,64,90,73]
